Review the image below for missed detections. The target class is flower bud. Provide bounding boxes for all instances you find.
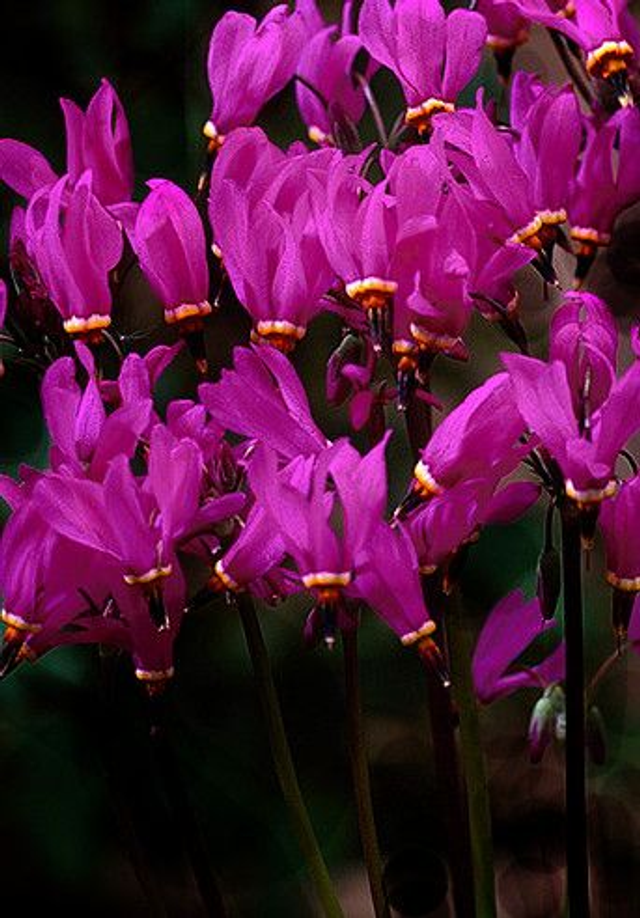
[528,684,565,764]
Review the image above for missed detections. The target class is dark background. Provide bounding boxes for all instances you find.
[1,2,640,916]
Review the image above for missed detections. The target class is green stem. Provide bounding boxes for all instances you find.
[446,589,497,918]
[342,629,390,918]
[236,594,345,918]
[560,503,591,917]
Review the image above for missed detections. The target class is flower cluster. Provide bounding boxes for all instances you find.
[1,0,640,804]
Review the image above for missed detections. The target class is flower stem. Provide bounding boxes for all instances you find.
[150,714,230,918]
[560,503,591,916]
[342,628,391,918]
[236,594,345,918]
[446,589,497,918]
[418,634,476,918]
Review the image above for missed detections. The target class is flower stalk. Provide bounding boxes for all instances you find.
[560,500,591,916]
[236,593,345,918]
[342,627,390,918]
[446,587,497,918]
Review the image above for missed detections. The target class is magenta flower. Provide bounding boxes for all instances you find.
[475,1,530,67]
[408,372,528,503]
[0,78,134,209]
[212,153,335,349]
[405,478,540,575]
[0,503,129,673]
[502,348,640,506]
[358,0,487,135]
[472,590,565,704]
[27,172,123,338]
[326,334,398,432]
[32,430,243,687]
[249,435,392,641]
[205,503,296,604]
[199,345,329,461]
[569,107,640,277]
[353,522,435,647]
[295,1,375,146]
[498,0,634,81]
[41,344,152,479]
[509,73,581,229]
[599,475,640,641]
[133,179,211,328]
[59,78,134,206]
[549,292,618,416]
[436,92,577,256]
[204,5,306,148]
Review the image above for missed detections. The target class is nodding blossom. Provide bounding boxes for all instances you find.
[204,5,307,149]
[358,0,487,135]
[27,172,123,339]
[295,0,375,147]
[0,78,134,211]
[133,179,211,329]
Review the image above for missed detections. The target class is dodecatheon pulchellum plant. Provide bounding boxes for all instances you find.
[598,475,640,644]
[498,0,638,101]
[41,344,152,480]
[200,344,329,462]
[32,430,244,690]
[98,342,184,410]
[358,0,487,136]
[568,106,640,283]
[399,372,529,514]
[133,179,211,375]
[472,590,566,763]
[27,172,123,341]
[0,280,6,328]
[203,4,307,151]
[212,152,336,351]
[2,207,67,365]
[295,0,375,148]
[502,342,640,513]
[0,79,135,214]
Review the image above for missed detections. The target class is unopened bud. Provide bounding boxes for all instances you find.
[528,684,565,764]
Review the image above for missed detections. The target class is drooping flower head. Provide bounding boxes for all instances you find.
[31,428,243,689]
[295,1,376,147]
[472,589,565,762]
[499,0,637,100]
[133,179,211,329]
[28,172,123,339]
[204,5,307,149]
[0,78,134,210]
[211,144,336,350]
[503,320,640,509]
[405,372,528,509]
[359,0,487,135]
[569,107,640,282]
